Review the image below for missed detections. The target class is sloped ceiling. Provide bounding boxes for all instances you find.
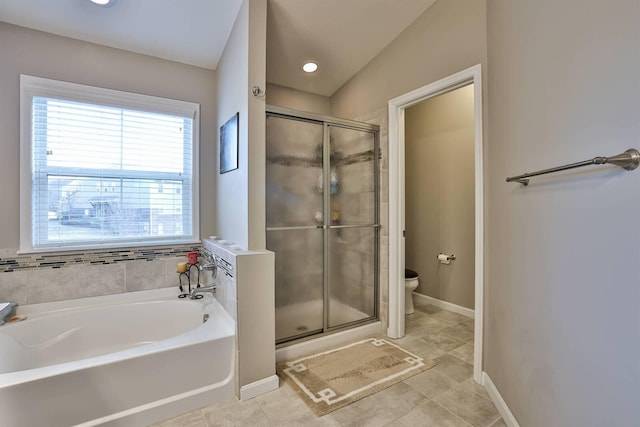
[0,0,243,69]
[0,0,436,96]
[267,0,436,96]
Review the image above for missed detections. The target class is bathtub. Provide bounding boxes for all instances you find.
[0,287,235,427]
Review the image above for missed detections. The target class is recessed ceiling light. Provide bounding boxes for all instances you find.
[302,62,318,73]
[90,0,116,6]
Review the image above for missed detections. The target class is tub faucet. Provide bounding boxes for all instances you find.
[0,302,17,326]
[190,284,218,299]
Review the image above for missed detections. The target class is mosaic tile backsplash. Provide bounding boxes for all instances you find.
[0,245,205,306]
[0,245,201,272]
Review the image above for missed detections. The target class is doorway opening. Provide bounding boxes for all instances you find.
[387,64,484,382]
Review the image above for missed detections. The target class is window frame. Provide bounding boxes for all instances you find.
[19,75,200,253]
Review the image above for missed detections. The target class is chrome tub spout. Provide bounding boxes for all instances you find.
[190,284,218,299]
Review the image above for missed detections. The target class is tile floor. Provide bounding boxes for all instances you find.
[151,298,504,427]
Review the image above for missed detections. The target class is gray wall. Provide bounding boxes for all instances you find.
[216,0,275,395]
[486,1,640,425]
[216,0,267,251]
[266,83,331,115]
[405,85,475,309]
[330,0,487,119]
[215,0,250,250]
[0,21,217,254]
[246,0,267,251]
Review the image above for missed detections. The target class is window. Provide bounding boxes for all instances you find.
[20,75,200,252]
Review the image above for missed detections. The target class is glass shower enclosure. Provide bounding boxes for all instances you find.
[266,106,380,344]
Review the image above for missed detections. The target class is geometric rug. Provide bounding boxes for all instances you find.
[276,337,436,416]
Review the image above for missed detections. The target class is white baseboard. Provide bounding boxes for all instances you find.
[239,375,279,401]
[412,292,474,319]
[482,372,520,427]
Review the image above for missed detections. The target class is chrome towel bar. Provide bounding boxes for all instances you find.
[506,148,640,185]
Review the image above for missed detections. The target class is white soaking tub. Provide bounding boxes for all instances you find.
[0,287,235,427]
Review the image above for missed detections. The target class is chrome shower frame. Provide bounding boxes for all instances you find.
[266,105,380,345]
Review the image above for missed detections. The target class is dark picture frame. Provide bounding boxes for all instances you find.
[220,112,239,174]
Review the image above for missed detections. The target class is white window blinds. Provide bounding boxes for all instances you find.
[21,76,199,251]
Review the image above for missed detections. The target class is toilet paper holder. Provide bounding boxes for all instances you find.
[437,253,456,264]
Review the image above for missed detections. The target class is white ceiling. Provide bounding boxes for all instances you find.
[267,0,436,96]
[0,0,436,96]
[0,0,243,69]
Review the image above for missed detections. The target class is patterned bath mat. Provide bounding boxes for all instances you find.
[277,337,436,416]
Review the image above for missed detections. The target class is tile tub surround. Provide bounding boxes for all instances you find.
[0,245,202,272]
[152,301,505,427]
[201,239,239,323]
[0,245,203,305]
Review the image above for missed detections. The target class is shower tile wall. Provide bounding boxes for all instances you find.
[350,107,389,330]
[0,245,201,305]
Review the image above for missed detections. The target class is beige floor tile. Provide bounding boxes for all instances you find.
[388,334,420,348]
[460,378,491,400]
[154,305,494,427]
[152,409,207,427]
[257,383,315,424]
[203,399,272,427]
[461,318,475,329]
[412,301,442,315]
[432,354,474,383]
[398,400,472,427]
[276,413,341,427]
[430,309,470,324]
[440,322,475,342]
[404,369,459,399]
[370,382,429,420]
[409,315,458,334]
[405,309,428,320]
[331,394,399,427]
[488,417,508,427]
[383,419,407,427]
[201,396,239,413]
[393,336,448,360]
[418,332,466,352]
[434,386,501,427]
[449,342,475,364]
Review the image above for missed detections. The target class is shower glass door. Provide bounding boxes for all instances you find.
[327,125,378,328]
[266,107,379,344]
[266,115,325,343]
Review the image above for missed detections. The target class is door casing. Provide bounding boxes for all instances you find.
[387,64,484,382]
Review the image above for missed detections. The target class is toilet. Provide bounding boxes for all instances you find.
[404,269,419,314]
